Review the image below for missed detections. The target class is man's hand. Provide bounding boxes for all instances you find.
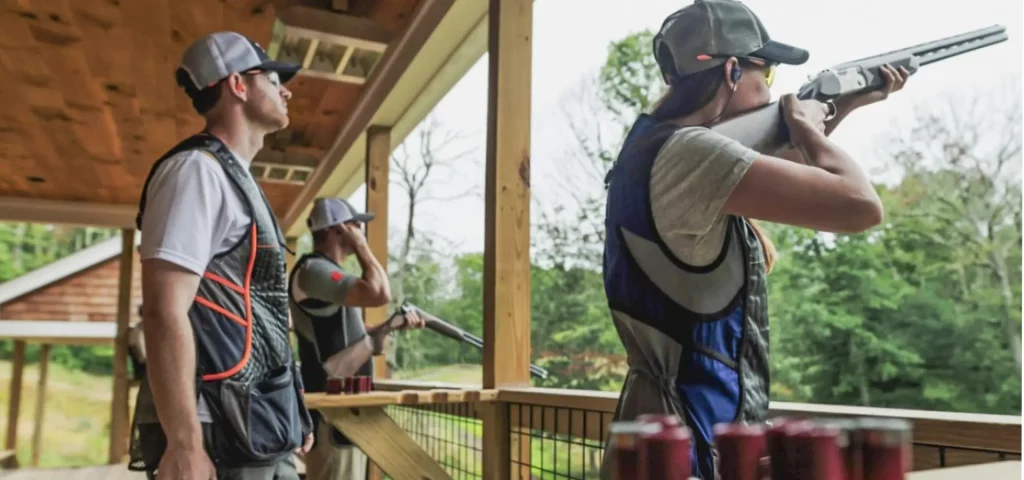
[339,222,368,249]
[401,309,427,330]
[157,442,216,479]
[781,95,831,145]
[295,432,314,455]
[367,309,427,355]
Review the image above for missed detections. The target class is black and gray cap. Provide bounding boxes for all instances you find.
[176,31,301,93]
[307,197,375,232]
[653,0,809,81]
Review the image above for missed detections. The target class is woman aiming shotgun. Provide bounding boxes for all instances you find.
[600,0,910,477]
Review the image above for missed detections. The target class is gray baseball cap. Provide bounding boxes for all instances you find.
[176,31,301,93]
[653,0,809,81]
[307,198,375,232]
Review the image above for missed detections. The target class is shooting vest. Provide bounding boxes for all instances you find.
[601,115,770,479]
[288,251,373,447]
[128,133,313,471]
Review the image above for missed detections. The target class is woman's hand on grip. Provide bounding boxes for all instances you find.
[780,94,831,147]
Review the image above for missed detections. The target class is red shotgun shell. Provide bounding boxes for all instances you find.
[714,423,767,480]
[326,377,343,394]
[637,416,691,480]
[788,425,847,480]
[608,421,660,480]
[859,418,912,480]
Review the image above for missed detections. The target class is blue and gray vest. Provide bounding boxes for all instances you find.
[129,134,313,471]
[601,115,770,479]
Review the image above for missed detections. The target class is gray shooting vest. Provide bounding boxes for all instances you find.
[129,134,313,471]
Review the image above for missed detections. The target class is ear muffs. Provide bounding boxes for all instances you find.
[731,64,742,85]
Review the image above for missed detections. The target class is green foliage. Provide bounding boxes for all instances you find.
[598,29,664,126]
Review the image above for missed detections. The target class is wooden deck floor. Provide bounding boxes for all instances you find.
[0,457,306,479]
[0,464,145,479]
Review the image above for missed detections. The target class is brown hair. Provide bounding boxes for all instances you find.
[649,62,777,274]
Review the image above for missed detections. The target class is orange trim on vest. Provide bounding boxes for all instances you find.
[203,272,245,295]
[194,296,248,327]
[202,224,257,382]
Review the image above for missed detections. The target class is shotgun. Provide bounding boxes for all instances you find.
[711,25,1009,152]
[381,303,550,380]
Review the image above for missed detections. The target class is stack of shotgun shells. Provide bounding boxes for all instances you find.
[608,415,912,480]
[325,376,374,394]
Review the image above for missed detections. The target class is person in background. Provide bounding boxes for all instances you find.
[289,197,426,480]
[600,0,910,477]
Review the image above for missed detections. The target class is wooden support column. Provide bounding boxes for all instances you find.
[365,125,391,480]
[285,236,300,272]
[482,0,533,479]
[5,340,25,467]
[30,344,49,466]
[365,125,391,379]
[108,228,134,464]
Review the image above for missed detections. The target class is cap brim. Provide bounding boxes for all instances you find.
[350,213,375,223]
[751,40,809,65]
[258,60,302,83]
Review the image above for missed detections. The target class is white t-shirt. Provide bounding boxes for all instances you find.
[139,147,255,422]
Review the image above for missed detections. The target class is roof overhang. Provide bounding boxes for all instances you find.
[282,0,489,236]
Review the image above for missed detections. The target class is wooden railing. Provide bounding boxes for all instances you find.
[371,380,1021,478]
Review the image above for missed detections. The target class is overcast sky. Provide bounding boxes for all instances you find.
[347,0,1023,254]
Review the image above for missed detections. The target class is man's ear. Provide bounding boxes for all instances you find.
[225,73,247,100]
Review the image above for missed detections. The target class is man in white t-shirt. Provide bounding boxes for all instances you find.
[130,32,314,480]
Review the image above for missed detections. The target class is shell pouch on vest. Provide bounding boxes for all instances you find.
[200,364,307,464]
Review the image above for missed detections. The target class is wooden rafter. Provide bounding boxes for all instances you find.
[281,0,455,230]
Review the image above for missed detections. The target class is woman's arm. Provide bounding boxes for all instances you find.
[722,95,883,233]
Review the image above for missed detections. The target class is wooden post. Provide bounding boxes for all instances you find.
[108,228,134,464]
[5,340,25,467]
[482,0,533,478]
[285,236,300,272]
[30,344,49,467]
[365,125,391,379]
[285,236,300,333]
[365,125,391,480]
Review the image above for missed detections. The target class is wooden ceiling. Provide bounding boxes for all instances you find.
[0,0,425,221]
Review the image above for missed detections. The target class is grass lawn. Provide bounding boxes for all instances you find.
[0,358,135,468]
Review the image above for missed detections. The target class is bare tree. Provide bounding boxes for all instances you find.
[389,114,479,304]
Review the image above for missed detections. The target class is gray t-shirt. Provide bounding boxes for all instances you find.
[289,254,373,382]
[138,147,255,423]
[649,127,759,265]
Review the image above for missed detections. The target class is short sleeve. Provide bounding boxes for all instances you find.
[296,257,358,305]
[649,127,758,265]
[139,151,232,276]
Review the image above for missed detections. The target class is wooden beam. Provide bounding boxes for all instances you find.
[5,340,24,467]
[481,0,533,478]
[30,344,48,467]
[281,0,455,230]
[107,229,134,464]
[322,406,452,480]
[331,0,351,12]
[277,5,393,53]
[0,321,116,345]
[364,126,391,381]
[0,197,136,229]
